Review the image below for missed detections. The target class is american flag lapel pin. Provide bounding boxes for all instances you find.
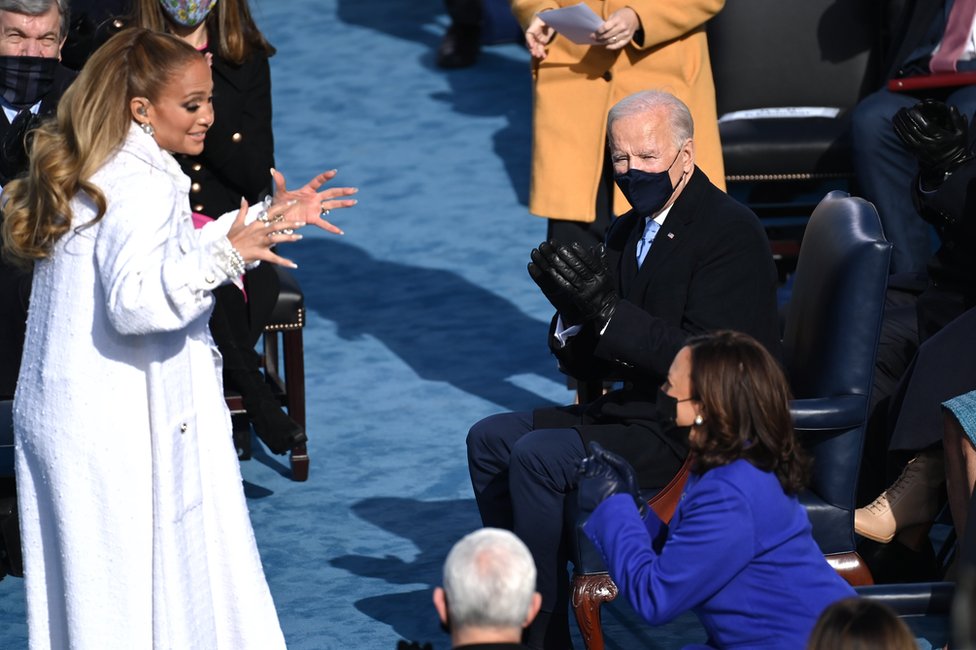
[667,232,675,239]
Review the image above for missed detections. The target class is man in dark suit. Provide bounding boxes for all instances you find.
[432,528,540,649]
[852,0,976,275]
[466,90,782,649]
[0,0,76,398]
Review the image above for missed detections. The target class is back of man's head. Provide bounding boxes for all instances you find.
[439,528,538,633]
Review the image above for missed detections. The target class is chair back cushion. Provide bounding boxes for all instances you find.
[785,192,891,554]
[707,0,880,179]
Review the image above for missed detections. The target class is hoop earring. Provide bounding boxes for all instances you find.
[693,414,704,426]
[140,122,154,137]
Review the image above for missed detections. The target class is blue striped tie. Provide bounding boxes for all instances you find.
[636,219,661,267]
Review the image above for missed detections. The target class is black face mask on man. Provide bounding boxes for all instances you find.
[613,149,682,217]
[0,55,57,110]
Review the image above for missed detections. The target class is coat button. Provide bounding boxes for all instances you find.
[180,423,188,433]
[192,163,202,171]
[602,70,613,81]
[231,132,243,143]
[112,19,124,29]
[193,204,205,212]
[191,182,201,193]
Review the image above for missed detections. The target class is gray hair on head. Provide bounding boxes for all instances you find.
[442,528,537,630]
[0,0,70,40]
[607,89,695,150]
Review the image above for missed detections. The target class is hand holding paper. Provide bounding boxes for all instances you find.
[537,3,603,45]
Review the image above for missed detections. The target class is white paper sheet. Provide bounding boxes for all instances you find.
[538,3,603,45]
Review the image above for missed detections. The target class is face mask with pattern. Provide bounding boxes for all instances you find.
[159,0,218,27]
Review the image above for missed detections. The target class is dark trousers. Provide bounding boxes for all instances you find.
[851,86,976,274]
[467,411,586,615]
[444,0,482,27]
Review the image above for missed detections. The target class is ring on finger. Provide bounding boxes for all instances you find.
[321,207,331,216]
[610,35,617,42]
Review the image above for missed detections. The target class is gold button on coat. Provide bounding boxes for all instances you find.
[231,132,243,143]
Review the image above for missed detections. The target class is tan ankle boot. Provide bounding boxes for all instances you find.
[854,449,946,543]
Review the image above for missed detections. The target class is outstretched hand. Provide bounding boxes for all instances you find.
[226,198,306,269]
[893,99,971,185]
[525,14,556,60]
[270,168,358,234]
[577,441,646,519]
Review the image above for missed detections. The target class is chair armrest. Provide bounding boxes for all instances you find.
[266,266,304,330]
[790,395,867,431]
[855,582,955,616]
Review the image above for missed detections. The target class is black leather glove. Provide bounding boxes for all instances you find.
[577,441,646,520]
[528,241,587,325]
[893,99,971,188]
[545,242,618,331]
[0,109,41,186]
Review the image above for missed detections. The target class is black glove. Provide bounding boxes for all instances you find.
[545,242,618,331]
[0,109,40,186]
[577,441,646,520]
[528,241,587,325]
[893,99,971,188]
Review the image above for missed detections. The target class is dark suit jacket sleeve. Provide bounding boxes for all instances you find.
[594,212,777,380]
[583,485,755,625]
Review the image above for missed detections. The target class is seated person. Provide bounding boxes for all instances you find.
[851,0,976,275]
[856,100,976,549]
[433,528,541,649]
[578,331,855,650]
[806,598,916,650]
[467,89,782,648]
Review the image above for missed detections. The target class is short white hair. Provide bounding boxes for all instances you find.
[607,89,694,150]
[442,528,536,630]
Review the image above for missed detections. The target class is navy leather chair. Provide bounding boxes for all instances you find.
[706,0,880,272]
[224,265,309,481]
[784,191,892,585]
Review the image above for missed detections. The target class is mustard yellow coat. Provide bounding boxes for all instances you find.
[511,0,726,222]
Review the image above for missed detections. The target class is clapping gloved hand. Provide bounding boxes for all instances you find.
[577,441,646,521]
[527,241,618,331]
[893,99,972,190]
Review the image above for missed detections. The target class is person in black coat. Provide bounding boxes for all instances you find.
[852,0,976,275]
[466,90,782,649]
[0,0,77,398]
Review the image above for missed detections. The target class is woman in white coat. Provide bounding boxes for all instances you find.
[1,28,356,649]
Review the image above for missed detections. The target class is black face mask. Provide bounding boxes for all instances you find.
[656,386,695,428]
[614,150,681,217]
[0,55,57,110]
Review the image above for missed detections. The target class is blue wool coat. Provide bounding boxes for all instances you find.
[584,459,855,649]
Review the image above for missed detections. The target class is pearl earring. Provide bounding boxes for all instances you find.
[693,414,704,426]
[140,122,154,137]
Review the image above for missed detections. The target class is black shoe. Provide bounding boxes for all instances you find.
[250,400,307,455]
[437,24,480,69]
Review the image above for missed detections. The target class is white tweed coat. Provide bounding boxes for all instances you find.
[13,124,286,649]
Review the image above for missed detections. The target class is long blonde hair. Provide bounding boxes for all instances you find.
[1,28,203,267]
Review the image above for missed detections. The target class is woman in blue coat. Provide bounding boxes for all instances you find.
[578,330,855,649]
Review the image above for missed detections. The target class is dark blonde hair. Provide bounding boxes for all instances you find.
[686,330,810,494]
[806,598,916,650]
[1,28,204,266]
[129,0,275,65]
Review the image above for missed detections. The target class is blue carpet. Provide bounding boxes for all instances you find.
[0,2,948,649]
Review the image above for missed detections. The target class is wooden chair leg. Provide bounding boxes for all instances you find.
[827,551,875,586]
[572,573,618,650]
[281,328,308,482]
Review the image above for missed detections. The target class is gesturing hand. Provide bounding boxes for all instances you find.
[893,99,971,186]
[525,14,556,60]
[269,168,358,234]
[577,441,646,519]
[546,242,618,331]
[226,198,306,269]
[528,241,587,325]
